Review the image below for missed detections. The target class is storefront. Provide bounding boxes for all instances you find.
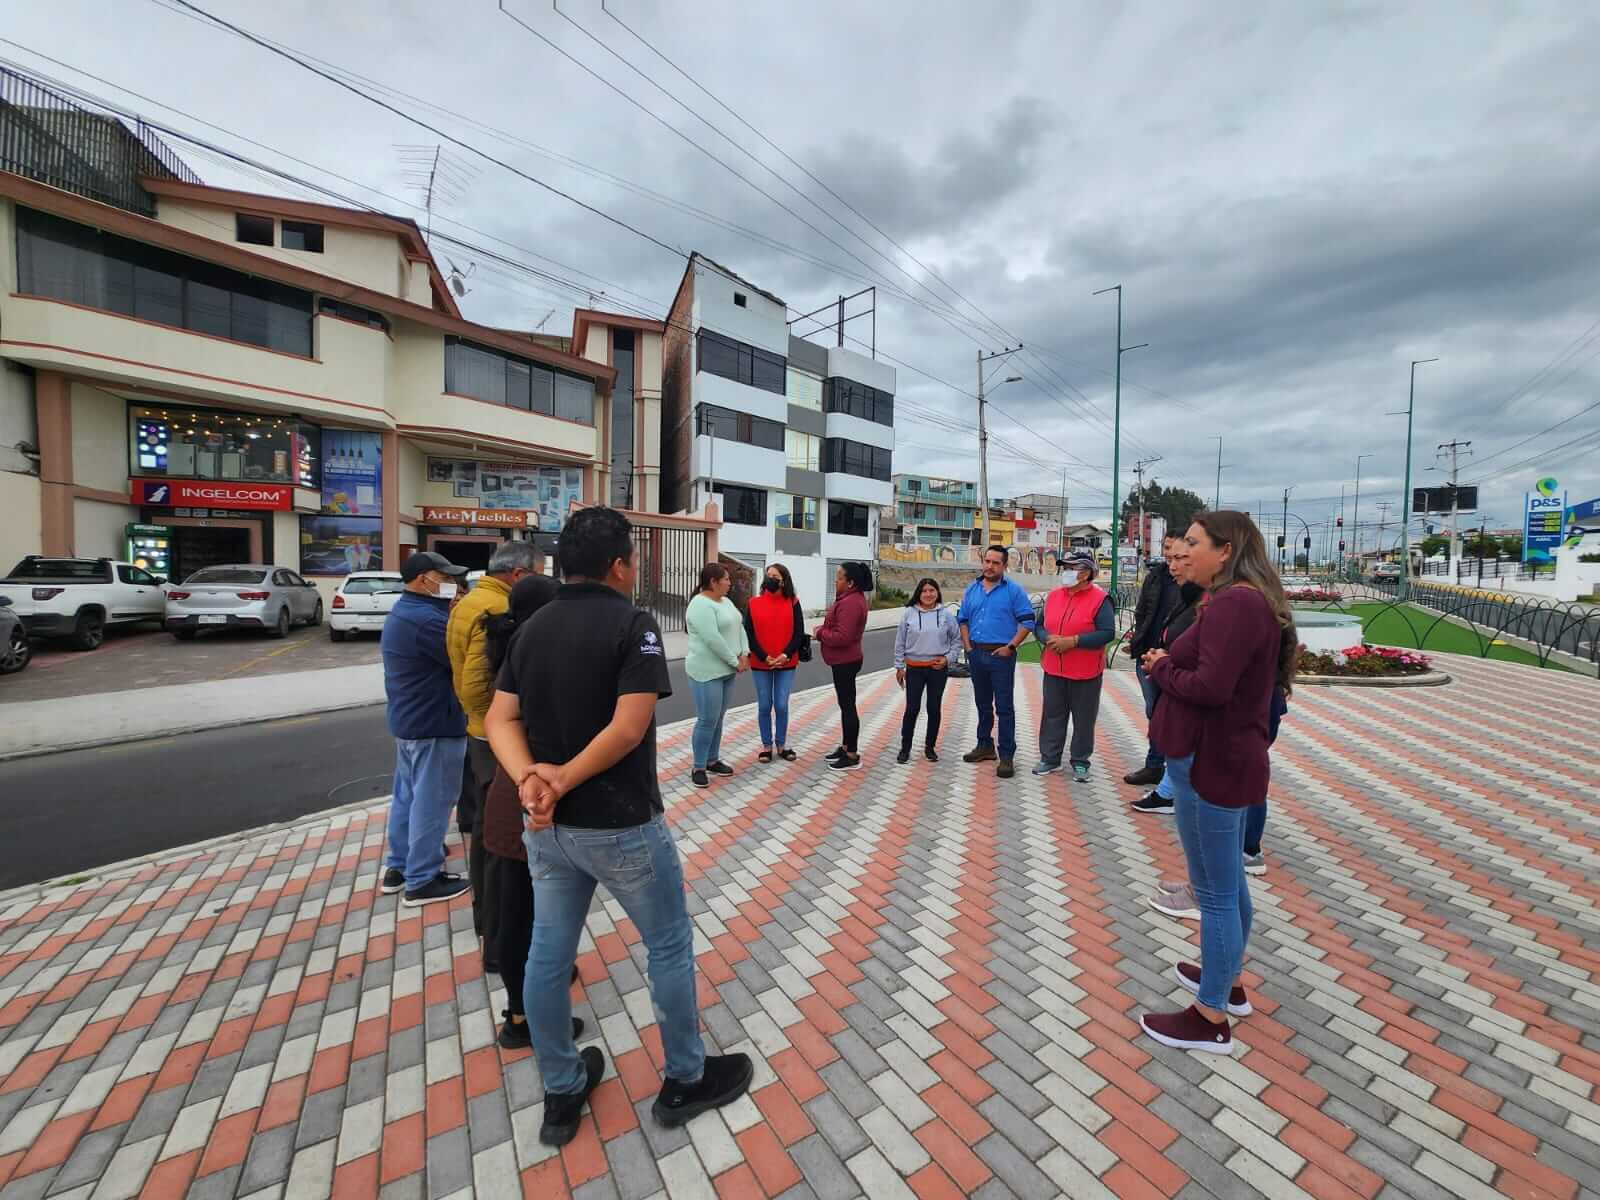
[417,507,550,571]
[130,477,294,583]
[414,454,587,568]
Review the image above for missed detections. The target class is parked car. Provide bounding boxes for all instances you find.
[0,556,167,650]
[1369,562,1402,582]
[329,571,404,641]
[0,596,30,675]
[165,565,322,640]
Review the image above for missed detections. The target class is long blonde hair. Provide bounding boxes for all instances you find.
[1192,510,1298,696]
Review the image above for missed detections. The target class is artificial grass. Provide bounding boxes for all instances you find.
[1342,602,1569,670]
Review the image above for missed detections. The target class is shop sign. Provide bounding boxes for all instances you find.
[426,457,583,530]
[421,506,529,528]
[134,479,293,510]
[322,430,383,516]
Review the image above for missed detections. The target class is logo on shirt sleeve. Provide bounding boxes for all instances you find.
[639,630,663,656]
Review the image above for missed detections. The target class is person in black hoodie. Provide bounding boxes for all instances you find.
[1124,534,1184,787]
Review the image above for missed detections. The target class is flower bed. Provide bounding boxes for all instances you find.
[1286,587,1343,602]
[1297,643,1433,677]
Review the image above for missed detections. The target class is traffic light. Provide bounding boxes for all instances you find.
[1336,516,1344,528]
[1303,536,1312,550]
[1276,535,1285,549]
[1339,540,1346,551]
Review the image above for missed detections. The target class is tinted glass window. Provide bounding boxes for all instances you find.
[280,220,324,252]
[714,484,766,526]
[236,213,273,245]
[828,501,870,538]
[554,374,594,424]
[611,332,635,509]
[342,576,405,595]
[186,567,269,584]
[444,338,593,425]
[318,298,389,332]
[5,559,107,580]
[129,568,159,586]
[822,438,891,481]
[695,330,786,395]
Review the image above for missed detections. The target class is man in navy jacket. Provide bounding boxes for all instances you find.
[380,551,471,907]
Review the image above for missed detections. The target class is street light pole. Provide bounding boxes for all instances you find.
[1280,486,1293,573]
[1213,435,1223,510]
[1093,284,1148,600]
[975,348,1023,552]
[1352,452,1372,571]
[1395,357,1438,597]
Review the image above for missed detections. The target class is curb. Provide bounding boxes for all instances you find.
[1295,670,1453,688]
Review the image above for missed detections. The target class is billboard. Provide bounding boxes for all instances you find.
[1524,478,1566,564]
[322,430,382,516]
[1412,485,1479,514]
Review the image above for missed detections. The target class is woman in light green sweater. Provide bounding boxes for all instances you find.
[685,562,748,788]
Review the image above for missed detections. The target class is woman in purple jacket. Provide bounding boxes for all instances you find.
[815,562,871,771]
[1138,511,1297,1054]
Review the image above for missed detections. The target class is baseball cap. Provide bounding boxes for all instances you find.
[1061,551,1098,575]
[401,550,468,582]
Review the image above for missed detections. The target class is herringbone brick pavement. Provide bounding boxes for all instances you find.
[0,654,1596,1200]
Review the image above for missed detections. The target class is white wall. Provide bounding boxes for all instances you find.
[825,345,896,395]
[717,516,775,561]
[824,472,893,508]
[0,361,35,476]
[0,472,41,570]
[74,497,135,559]
[769,552,829,613]
[695,371,788,424]
[694,437,785,490]
[691,261,787,355]
[823,411,895,451]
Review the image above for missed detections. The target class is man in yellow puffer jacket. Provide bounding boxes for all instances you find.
[447,539,542,948]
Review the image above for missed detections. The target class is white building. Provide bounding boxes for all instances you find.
[661,254,894,609]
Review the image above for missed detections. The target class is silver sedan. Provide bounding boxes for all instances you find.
[165,564,323,640]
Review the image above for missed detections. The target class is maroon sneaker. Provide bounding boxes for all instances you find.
[1140,1005,1233,1054]
[1174,962,1253,1017]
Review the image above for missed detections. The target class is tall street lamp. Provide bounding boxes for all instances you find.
[1351,452,1373,570]
[1391,358,1438,597]
[976,349,1023,550]
[1092,284,1148,599]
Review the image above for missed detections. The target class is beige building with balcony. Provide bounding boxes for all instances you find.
[0,166,670,592]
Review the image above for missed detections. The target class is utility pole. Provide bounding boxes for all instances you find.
[1058,468,1068,561]
[1280,486,1293,573]
[976,347,1023,552]
[1376,500,1392,560]
[1393,357,1438,596]
[1093,285,1148,599]
[1436,438,1472,565]
[1213,436,1224,510]
[1338,485,1346,572]
[1134,456,1162,571]
[1352,453,1372,571]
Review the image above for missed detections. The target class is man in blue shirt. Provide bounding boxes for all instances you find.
[957,545,1036,778]
[380,550,471,907]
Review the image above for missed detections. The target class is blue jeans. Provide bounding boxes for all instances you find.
[1167,755,1252,1010]
[386,736,468,892]
[1135,662,1164,770]
[689,674,737,769]
[523,816,704,1094]
[1244,800,1267,856]
[967,647,1018,759]
[751,668,796,747]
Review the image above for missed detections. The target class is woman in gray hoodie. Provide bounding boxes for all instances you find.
[893,578,962,763]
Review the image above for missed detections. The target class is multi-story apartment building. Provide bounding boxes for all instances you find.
[889,474,978,546]
[0,71,676,599]
[661,253,894,608]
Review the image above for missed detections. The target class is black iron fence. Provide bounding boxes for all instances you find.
[0,65,199,217]
[628,522,707,633]
[1417,557,1555,583]
[1353,579,1598,669]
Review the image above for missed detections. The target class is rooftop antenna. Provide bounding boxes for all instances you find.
[535,309,556,332]
[395,144,480,243]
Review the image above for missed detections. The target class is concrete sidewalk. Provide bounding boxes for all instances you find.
[0,606,911,761]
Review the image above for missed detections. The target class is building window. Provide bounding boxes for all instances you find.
[696,329,786,395]
[824,377,894,426]
[786,367,822,410]
[827,500,870,538]
[610,330,635,509]
[734,292,748,308]
[774,493,817,531]
[318,298,389,332]
[822,437,892,481]
[785,429,820,471]
[280,220,324,253]
[907,479,921,491]
[713,483,766,526]
[129,403,320,486]
[235,213,273,245]
[696,403,784,451]
[445,337,594,425]
[16,207,312,356]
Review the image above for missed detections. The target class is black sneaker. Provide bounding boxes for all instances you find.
[540,1046,606,1146]
[896,748,910,764]
[498,1012,586,1050]
[690,769,710,789]
[402,872,469,908]
[825,747,849,763]
[827,754,861,771]
[707,761,734,777]
[380,868,404,895]
[1131,790,1174,815]
[652,1052,753,1128]
[1124,765,1164,787]
[924,747,938,762]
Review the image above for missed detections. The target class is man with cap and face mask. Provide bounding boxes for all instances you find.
[1032,552,1115,782]
[380,550,472,907]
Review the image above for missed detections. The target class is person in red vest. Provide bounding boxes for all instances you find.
[1032,551,1115,781]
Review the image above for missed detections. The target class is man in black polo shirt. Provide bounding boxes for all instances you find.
[484,506,751,1148]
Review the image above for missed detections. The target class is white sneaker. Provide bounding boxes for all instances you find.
[1243,852,1266,876]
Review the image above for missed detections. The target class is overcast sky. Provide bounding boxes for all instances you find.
[6,0,1598,546]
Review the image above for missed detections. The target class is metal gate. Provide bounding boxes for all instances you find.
[629,522,706,633]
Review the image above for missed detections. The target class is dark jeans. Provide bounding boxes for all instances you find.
[495,851,532,1016]
[967,646,1018,759]
[1244,800,1268,856]
[1038,673,1103,767]
[832,661,862,752]
[900,666,948,750]
[1135,661,1164,770]
[466,738,499,943]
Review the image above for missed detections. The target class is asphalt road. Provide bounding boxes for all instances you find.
[2,628,902,889]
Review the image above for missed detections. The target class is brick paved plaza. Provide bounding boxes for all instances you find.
[1,656,1597,1200]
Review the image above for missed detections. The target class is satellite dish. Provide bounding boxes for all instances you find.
[445,257,475,298]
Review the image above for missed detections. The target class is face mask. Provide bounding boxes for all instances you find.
[434,582,458,601]
[762,577,781,593]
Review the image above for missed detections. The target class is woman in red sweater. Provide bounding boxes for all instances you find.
[1138,511,1296,1054]
[743,564,805,763]
[814,562,871,771]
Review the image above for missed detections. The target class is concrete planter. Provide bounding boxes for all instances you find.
[1295,670,1452,688]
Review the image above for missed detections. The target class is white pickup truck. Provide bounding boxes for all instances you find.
[0,556,168,650]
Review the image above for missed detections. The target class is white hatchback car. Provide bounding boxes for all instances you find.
[329,571,405,641]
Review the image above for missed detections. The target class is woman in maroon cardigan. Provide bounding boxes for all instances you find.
[1138,511,1296,1054]
[814,562,871,771]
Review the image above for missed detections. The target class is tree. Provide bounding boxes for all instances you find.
[1420,535,1450,559]
[1498,534,1523,559]
[1118,482,1208,543]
